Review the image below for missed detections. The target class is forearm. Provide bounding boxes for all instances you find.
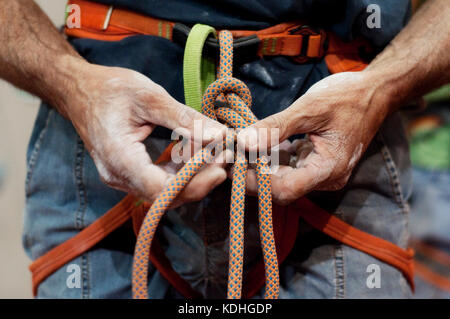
[365,0,450,115]
[0,0,86,116]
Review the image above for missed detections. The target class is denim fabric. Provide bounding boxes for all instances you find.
[410,169,450,244]
[24,5,412,298]
[409,168,450,299]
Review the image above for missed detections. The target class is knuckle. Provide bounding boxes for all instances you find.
[310,160,333,182]
[276,183,295,205]
[138,178,165,204]
[99,173,114,186]
[335,174,351,189]
[185,192,202,203]
[282,178,296,193]
[181,186,203,202]
[329,182,345,191]
[92,155,121,188]
[146,191,159,204]
[317,174,350,191]
[269,114,288,138]
[145,82,166,101]
[174,105,194,127]
[276,192,294,206]
[98,170,123,190]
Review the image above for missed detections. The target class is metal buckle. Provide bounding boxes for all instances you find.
[102,5,114,30]
[288,25,318,57]
[288,25,327,62]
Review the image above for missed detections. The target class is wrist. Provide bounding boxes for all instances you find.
[50,54,92,119]
[361,66,409,119]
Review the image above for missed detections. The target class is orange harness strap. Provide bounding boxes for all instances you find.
[324,32,371,73]
[29,194,137,296]
[293,198,415,290]
[66,0,328,61]
[414,262,450,292]
[411,240,450,292]
[29,191,415,297]
[66,0,369,72]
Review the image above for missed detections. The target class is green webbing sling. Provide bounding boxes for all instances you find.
[183,24,217,112]
[424,84,450,104]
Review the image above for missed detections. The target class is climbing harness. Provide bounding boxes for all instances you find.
[29,0,416,299]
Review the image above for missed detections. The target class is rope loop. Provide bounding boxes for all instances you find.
[132,29,280,300]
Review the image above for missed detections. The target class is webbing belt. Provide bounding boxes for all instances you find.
[66,0,328,63]
[65,0,373,73]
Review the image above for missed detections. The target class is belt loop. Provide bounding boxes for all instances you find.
[102,5,114,30]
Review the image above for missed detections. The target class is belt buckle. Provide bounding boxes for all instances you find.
[102,5,114,30]
[289,25,327,63]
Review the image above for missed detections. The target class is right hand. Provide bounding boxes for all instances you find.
[61,61,228,207]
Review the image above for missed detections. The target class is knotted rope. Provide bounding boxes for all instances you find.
[132,30,280,299]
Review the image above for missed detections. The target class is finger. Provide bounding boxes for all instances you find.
[146,92,227,145]
[237,107,296,152]
[170,163,227,208]
[272,151,335,204]
[314,173,351,191]
[237,95,325,152]
[167,148,231,208]
[277,140,294,166]
[96,140,171,203]
[225,162,258,197]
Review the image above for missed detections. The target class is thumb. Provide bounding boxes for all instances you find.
[237,108,294,152]
[149,93,227,145]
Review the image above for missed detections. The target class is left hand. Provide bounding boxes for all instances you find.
[238,70,391,205]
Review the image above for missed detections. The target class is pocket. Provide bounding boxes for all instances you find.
[25,104,53,196]
[376,112,412,213]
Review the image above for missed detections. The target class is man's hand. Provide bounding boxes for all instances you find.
[63,60,227,205]
[238,0,450,205]
[239,71,388,205]
[0,1,229,206]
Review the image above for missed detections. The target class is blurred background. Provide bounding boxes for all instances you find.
[0,0,448,299]
[0,0,66,298]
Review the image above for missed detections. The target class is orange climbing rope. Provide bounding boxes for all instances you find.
[132,31,280,299]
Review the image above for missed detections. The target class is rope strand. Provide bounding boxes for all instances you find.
[132,30,279,299]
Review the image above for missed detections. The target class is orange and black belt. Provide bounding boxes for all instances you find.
[65,0,373,73]
[66,0,327,62]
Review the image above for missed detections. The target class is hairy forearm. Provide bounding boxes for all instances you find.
[366,0,450,114]
[0,0,86,115]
